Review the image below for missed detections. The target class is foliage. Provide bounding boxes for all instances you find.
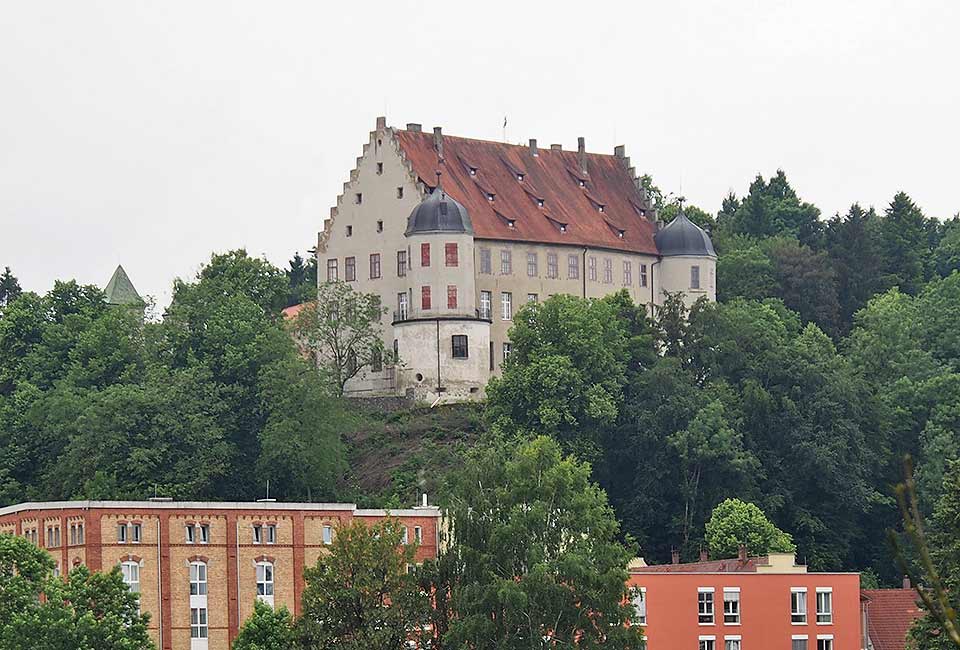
[0,266,21,308]
[715,244,777,302]
[880,192,935,295]
[935,218,960,278]
[286,251,318,307]
[762,238,841,336]
[704,498,795,558]
[432,436,644,650]
[233,600,296,650]
[0,534,153,649]
[290,281,387,397]
[297,519,428,650]
[716,170,822,248]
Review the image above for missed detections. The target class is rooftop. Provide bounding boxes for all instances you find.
[104,264,144,306]
[0,500,441,519]
[862,588,923,650]
[630,552,810,574]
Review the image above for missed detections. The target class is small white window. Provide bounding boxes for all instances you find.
[699,636,716,650]
[724,637,741,650]
[121,561,140,594]
[401,527,409,545]
[266,524,276,544]
[480,291,492,320]
[502,342,512,362]
[792,636,808,650]
[190,562,207,596]
[632,587,647,625]
[501,292,512,321]
[253,525,262,544]
[527,293,538,303]
[816,636,833,650]
[698,588,715,624]
[185,524,195,544]
[414,526,423,545]
[117,524,127,544]
[816,588,833,624]
[199,524,210,544]
[791,588,808,624]
[191,607,208,638]
[256,562,274,599]
[323,525,334,545]
[131,523,141,544]
[723,588,740,624]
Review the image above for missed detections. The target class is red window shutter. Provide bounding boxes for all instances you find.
[447,285,457,309]
[421,286,431,310]
[445,243,458,267]
[421,243,431,267]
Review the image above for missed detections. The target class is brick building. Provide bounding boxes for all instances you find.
[627,551,861,650]
[0,499,441,650]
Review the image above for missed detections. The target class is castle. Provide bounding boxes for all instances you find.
[317,118,716,402]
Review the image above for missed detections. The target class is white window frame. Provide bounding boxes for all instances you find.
[815,588,833,624]
[190,607,208,639]
[632,586,647,625]
[501,292,512,321]
[414,526,423,545]
[724,636,741,650]
[816,635,833,650]
[723,587,740,625]
[266,524,276,545]
[253,524,262,544]
[131,522,141,544]
[256,561,275,604]
[401,527,409,545]
[398,292,409,320]
[117,523,127,544]
[791,587,808,624]
[190,561,208,596]
[185,524,195,544]
[121,560,140,594]
[502,342,512,361]
[480,291,492,319]
[792,635,809,650]
[500,250,512,275]
[699,636,716,650]
[198,524,210,544]
[698,587,715,625]
[323,525,334,545]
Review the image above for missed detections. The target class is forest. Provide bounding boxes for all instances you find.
[2,169,959,590]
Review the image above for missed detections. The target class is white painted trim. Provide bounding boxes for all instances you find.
[698,586,716,592]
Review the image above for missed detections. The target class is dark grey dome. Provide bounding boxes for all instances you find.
[655,211,716,257]
[405,189,473,236]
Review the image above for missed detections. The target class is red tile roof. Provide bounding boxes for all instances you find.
[862,589,923,650]
[282,302,309,319]
[632,557,763,573]
[394,130,659,255]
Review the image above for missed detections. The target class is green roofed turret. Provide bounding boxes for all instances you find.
[104,265,144,306]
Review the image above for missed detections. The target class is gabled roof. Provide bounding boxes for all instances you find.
[862,589,923,650]
[394,130,659,255]
[104,265,144,306]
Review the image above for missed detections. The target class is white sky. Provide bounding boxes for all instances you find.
[2,0,958,305]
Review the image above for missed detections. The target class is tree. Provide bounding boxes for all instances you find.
[291,281,387,397]
[286,251,318,307]
[823,204,885,333]
[233,600,295,650]
[879,192,931,295]
[715,245,776,302]
[717,171,823,248]
[764,238,841,336]
[297,519,428,650]
[704,498,795,558]
[434,436,644,650]
[0,534,153,649]
[935,218,960,278]
[0,266,21,307]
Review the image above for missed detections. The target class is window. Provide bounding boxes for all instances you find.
[376,162,383,175]
[724,638,741,650]
[377,220,384,232]
[70,524,77,545]
[623,261,632,286]
[346,225,353,237]
[421,286,432,310]
[816,637,833,650]
[640,263,648,287]
[401,527,409,545]
[197,524,209,544]
[480,291,492,319]
[397,250,407,277]
[723,588,740,624]
[791,588,808,624]
[546,252,558,278]
[77,523,84,544]
[447,285,458,309]
[256,562,274,597]
[190,607,208,639]
[698,588,715,624]
[398,293,408,320]
[253,524,262,544]
[792,637,808,650]
[632,587,647,625]
[414,526,423,544]
[527,293,538,303]
[589,256,597,281]
[355,192,362,204]
[131,522,141,544]
[816,588,832,624]
[397,186,404,198]
[190,562,207,596]
[501,292,512,320]
[452,335,468,359]
[370,253,381,279]
[267,524,277,544]
[326,259,338,281]
[568,254,579,279]
[691,265,701,289]
[445,243,459,267]
[371,347,383,372]
[527,252,538,277]
[118,524,128,544]
[603,258,613,283]
[121,561,140,594]
[501,250,512,275]
[480,248,492,274]
[343,257,356,282]
[699,637,716,650]
[55,527,60,546]
[323,525,334,545]
[185,525,195,544]
[502,342,512,361]
[421,243,431,267]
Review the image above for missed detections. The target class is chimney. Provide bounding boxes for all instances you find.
[422,493,428,507]
[433,126,443,160]
[550,144,562,151]
[738,544,748,562]
[577,136,588,175]
[376,116,386,129]
[406,122,422,132]
[671,549,680,564]
[903,576,911,589]
[699,548,709,562]
[529,138,538,156]
[614,144,626,158]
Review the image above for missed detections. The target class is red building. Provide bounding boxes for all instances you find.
[627,550,860,650]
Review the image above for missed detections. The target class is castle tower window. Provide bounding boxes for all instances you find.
[445,243,459,267]
[377,220,384,233]
[421,286,432,310]
[397,250,407,277]
[691,265,701,289]
[397,293,409,320]
[369,253,381,279]
[546,253,558,279]
[451,335,468,359]
[479,248,491,274]
[567,255,580,279]
[480,291,492,320]
[527,252,538,277]
[326,259,338,282]
[447,285,458,309]
[421,243,431,267]
[355,193,362,204]
[345,257,356,282]
[397,187,404,199]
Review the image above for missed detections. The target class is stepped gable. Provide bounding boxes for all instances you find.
[394,129,659,255]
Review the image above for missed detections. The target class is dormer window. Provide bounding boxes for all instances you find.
[537,199,545,208]
[618,230,625,238]
[559,224,567,233]
[517,173,524,181]
[487,193,495,202]
[598,205,605,213]
[579,179,586,187]
[470,167,477,176]
[507,220,516,229]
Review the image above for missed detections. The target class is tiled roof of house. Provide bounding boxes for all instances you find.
[281,302,309,319]
[862,589,923,650]
[394,130,659,255]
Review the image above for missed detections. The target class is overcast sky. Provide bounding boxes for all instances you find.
[2,0,958,306]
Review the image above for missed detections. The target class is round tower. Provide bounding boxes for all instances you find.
[394,188,490,401]
[655,211,717,307]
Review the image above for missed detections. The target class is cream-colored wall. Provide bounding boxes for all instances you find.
[657,255,717,309]
[394,318,490,400]
[404,231,477,319]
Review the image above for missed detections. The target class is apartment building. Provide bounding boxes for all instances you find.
[0,499,441,650]
[627,550,860,650]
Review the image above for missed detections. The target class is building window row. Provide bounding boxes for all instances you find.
[117,522,143,544]
[186,523,210,544]
[252,523,277,545]
[793,636,833,650]
[69,522,85,545]
[698,636,742,650]
[46,526,61,548]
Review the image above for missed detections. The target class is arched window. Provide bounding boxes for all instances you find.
[189,561,207,596]
[256,562,274,598]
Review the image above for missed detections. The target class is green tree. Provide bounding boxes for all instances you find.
[934,217,960,278]
[717,171,823,247]
[704,498,795,558]
[297,519,428,650]
[435,436,644,650]
[286,250,318,307]
[824,204,885,333]
[763,238,841,336]
[291,281,387,397]
[0,266,21,308]
[879,192,931,294]
[715,245,777,302]
[233,600,295,650]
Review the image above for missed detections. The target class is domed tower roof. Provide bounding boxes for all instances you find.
[405,188,473,236]
[655,211,716,257]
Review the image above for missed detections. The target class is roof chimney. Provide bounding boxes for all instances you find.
[406,122,422,132]
[699,548,709,562]
[903,575,912,589]
[577,137,588,175]
[433,126,443,160]
[550,144,562,151]
[738,544,748,562]
[614,144,626,158]
[671,548,680,564]
[529,138,538,156]
[376,116,386,129]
